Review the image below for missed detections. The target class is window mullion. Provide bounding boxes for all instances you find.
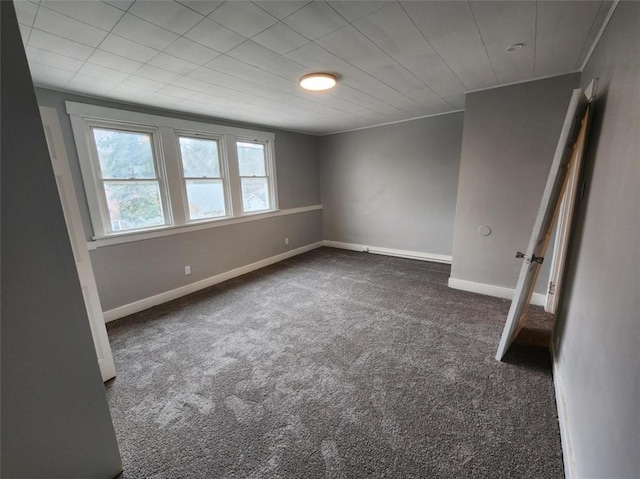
[224,135,243,217]
[159,126,187,226]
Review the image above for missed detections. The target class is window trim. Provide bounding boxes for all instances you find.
[176,131,230,223]
[86,121,172,236]
[67,101,278,240]
[236,138,276,215]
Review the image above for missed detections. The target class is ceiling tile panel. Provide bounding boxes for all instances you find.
[470,1,536,84]
[99,34,159,63]
[26,46,84,72]
[164,37,221,65]
[103,1,134,11]
[187,66,228,86]
[226,40,281,68]
[112,13,179,50]
[157,84,197,99]
[252,1,311,20]
[260,56,308,80]
[326,1,388,22]
[252,22,308,55]
[148,52,199,75]
[535,1,603,77]
[28,62,75,87]
[400,1,497,90]
[111,83,154,101]
[88,49,144,74]
[15,0,38,26]
[77,63,130,82]
[315,24,435,100]
[123,75,167,91]
[316,25,388,71]
[128,0,203,34]
[283,1,348,40]
[351,3,465,97]
[28,29,95,60]
[177,1,224,16]
[34,7,108,47]
[19,25,32,46]
[40,0,124,31]
[205,55,281,85]
[67,74,118,93]
[208,1,278,38]
[135,64,181,83]
[329,84,405,116]
[184,17,246,53]
[171,75,212,92]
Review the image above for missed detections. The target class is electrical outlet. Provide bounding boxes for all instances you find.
[284,237,289,245]
[185,266,191,275]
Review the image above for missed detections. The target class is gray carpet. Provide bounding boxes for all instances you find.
[106,247,563,478]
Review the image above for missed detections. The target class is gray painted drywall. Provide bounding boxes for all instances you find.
[34,89,322,312]
[0,2,122,477]
[450,73,580,293]
[92,210,322,312]
[554,2,639,478]
[319,112,464,255]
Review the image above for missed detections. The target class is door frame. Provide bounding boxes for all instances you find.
[39,106,116,382]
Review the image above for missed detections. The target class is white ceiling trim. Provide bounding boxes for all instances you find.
[319,109,464,136]
[579,0,619,72]
[465,70,581,95]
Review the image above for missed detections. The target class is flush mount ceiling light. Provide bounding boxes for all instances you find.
[299,73,337,91]
[507,43,525,52]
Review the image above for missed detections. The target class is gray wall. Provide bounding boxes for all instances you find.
[450,73,580,293]
[92,210,321,311]
[0,2,122,476]
[319,112,464,255]
[35,88,322,312]
[554,2,639,477]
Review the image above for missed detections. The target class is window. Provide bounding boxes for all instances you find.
[237,141,270,213]
[91,127,168,232]
[178,136,226,221]
[67,102,277,239]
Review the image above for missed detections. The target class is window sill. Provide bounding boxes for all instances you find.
[87,205,322,250]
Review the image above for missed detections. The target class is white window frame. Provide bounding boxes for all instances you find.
[175,131,230,223]
[236,138,277,215]
[84,120,172,236]
[67,101,277,241]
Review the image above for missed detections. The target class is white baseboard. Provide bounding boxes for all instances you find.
[447,277,546,306]
[323,240,452,264]
[103,241,324,322]
[552,341,575,479]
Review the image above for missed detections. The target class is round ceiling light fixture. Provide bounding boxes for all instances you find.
[299,73,337,91]
[507,43,525,52]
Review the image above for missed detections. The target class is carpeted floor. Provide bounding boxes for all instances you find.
[106,247,563,478]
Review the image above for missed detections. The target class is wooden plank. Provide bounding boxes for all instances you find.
[545,104,591,313]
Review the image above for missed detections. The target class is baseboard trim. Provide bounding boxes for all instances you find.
[323,240,452,264]
[552,341,575,479]
[103,241,324,322]
[447,277,546,306]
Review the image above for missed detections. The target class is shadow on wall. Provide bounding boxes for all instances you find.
[552,89,608,357]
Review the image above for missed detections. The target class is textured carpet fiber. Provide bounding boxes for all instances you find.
[106,247,563,478]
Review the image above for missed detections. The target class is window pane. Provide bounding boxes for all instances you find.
[237,142,266,176]
[185,179,226,220]
[104,181,164,231]
[93,128,156,179]
[241,177,269,212]
[179,137,220,178]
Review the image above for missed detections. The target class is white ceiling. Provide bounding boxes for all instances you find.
[16,0,613,135]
